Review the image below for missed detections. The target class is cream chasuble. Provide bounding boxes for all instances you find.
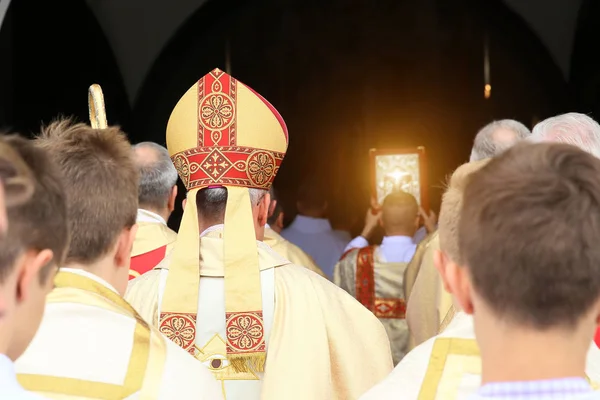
[15,268,222,400]
[129,210,177,280]
[263,226,327,278]
[360,311,600,400]
[404,231,436,301]
[405,232,454,350]
[126,228,393,400]
[334,245,409,364]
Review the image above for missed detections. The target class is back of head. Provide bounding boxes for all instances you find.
[297,181,327,216]
[196,187,267,228]
[0,135,68,282]
[132,142,178,211]
[438,159,490,264]
[529,112,600,158]
[0,141,34,209]
[381,191,419,235]
[35,119,138,265]
[470,119,531,161]
[460,142,600,329]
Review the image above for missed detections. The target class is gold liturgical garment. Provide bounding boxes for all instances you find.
[127,228,393,400]
[15,269,222,400]
[334,245,409,364]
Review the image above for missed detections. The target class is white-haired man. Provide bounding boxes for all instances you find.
[129,142,178,279]
[528,112,600,346]
[404,119,531,350]
[469,119,531,161]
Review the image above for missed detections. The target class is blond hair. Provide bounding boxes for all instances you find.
[438,159,490,264]
[35,119,138,264]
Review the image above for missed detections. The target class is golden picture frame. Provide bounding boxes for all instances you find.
[369,147,429,211]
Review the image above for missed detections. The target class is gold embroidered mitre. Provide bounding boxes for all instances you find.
[161,68,288,372]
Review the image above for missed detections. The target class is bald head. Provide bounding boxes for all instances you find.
[132,142,178,213]
[470,119,531,161]
[381,191,419,236]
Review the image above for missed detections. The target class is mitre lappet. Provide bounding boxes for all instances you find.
[162,68,288,372]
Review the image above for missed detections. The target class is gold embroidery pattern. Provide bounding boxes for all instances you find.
[247,151,276,186]
[171,147,284,190]
[225,311,266,354]
[200,93,234,130]
[200,148,233,180]
[374,298,406,319]
[159,313,197,354]
[173,154,190,187]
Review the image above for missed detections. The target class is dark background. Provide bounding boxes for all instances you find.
[1,0,599,234]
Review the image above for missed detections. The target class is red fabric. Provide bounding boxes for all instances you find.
[129,245,167,280]
[595,327,600,347]
[355,246,376,312]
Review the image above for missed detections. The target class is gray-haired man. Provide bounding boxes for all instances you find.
[130,142,178,279]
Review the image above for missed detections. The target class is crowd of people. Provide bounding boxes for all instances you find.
[2,68,600,399]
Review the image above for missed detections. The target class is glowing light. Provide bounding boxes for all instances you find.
[484,84,491,99]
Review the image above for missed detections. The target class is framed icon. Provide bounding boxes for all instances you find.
[370,147,428,211]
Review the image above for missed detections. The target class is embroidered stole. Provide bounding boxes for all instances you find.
[356,246,407,319]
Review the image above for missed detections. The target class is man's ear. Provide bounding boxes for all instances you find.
[16,249,54,303]
[257,193,270,227]
[433,250,452,293]
[168,185,178,213]
[114,224,138,269]
[445,260,474,315]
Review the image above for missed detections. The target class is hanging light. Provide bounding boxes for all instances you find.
[484,33,491,99]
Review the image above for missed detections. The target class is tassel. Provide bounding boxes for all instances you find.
[229,353,267,373]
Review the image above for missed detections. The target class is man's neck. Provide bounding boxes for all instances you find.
[65,259,123,295]
[0,322,12,358]
[476,314,590,383]
[139,206,169,223]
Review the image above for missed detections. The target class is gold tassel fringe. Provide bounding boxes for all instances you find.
[230,353,267,373]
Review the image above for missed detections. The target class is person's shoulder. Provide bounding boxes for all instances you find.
[360,336,438,399]
[161,338,223,399]
[127,268,162,292]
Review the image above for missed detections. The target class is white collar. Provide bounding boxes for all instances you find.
[381,235,414,245]
[0,354,18,388]
[199,224,225,237]
[60,268,119,294]
[136,209,167,225]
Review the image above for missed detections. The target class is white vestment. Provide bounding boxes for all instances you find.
[15,268,222,400]
[360,311,600,400]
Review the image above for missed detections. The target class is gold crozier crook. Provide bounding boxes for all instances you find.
[88,84,107,129]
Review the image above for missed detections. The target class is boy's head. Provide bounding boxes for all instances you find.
[454,143,600,333]
[0,135,68,360]
[35,120,138,295]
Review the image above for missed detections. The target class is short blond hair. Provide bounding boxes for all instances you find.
[438,159,490,264]
[35,119,138,265]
